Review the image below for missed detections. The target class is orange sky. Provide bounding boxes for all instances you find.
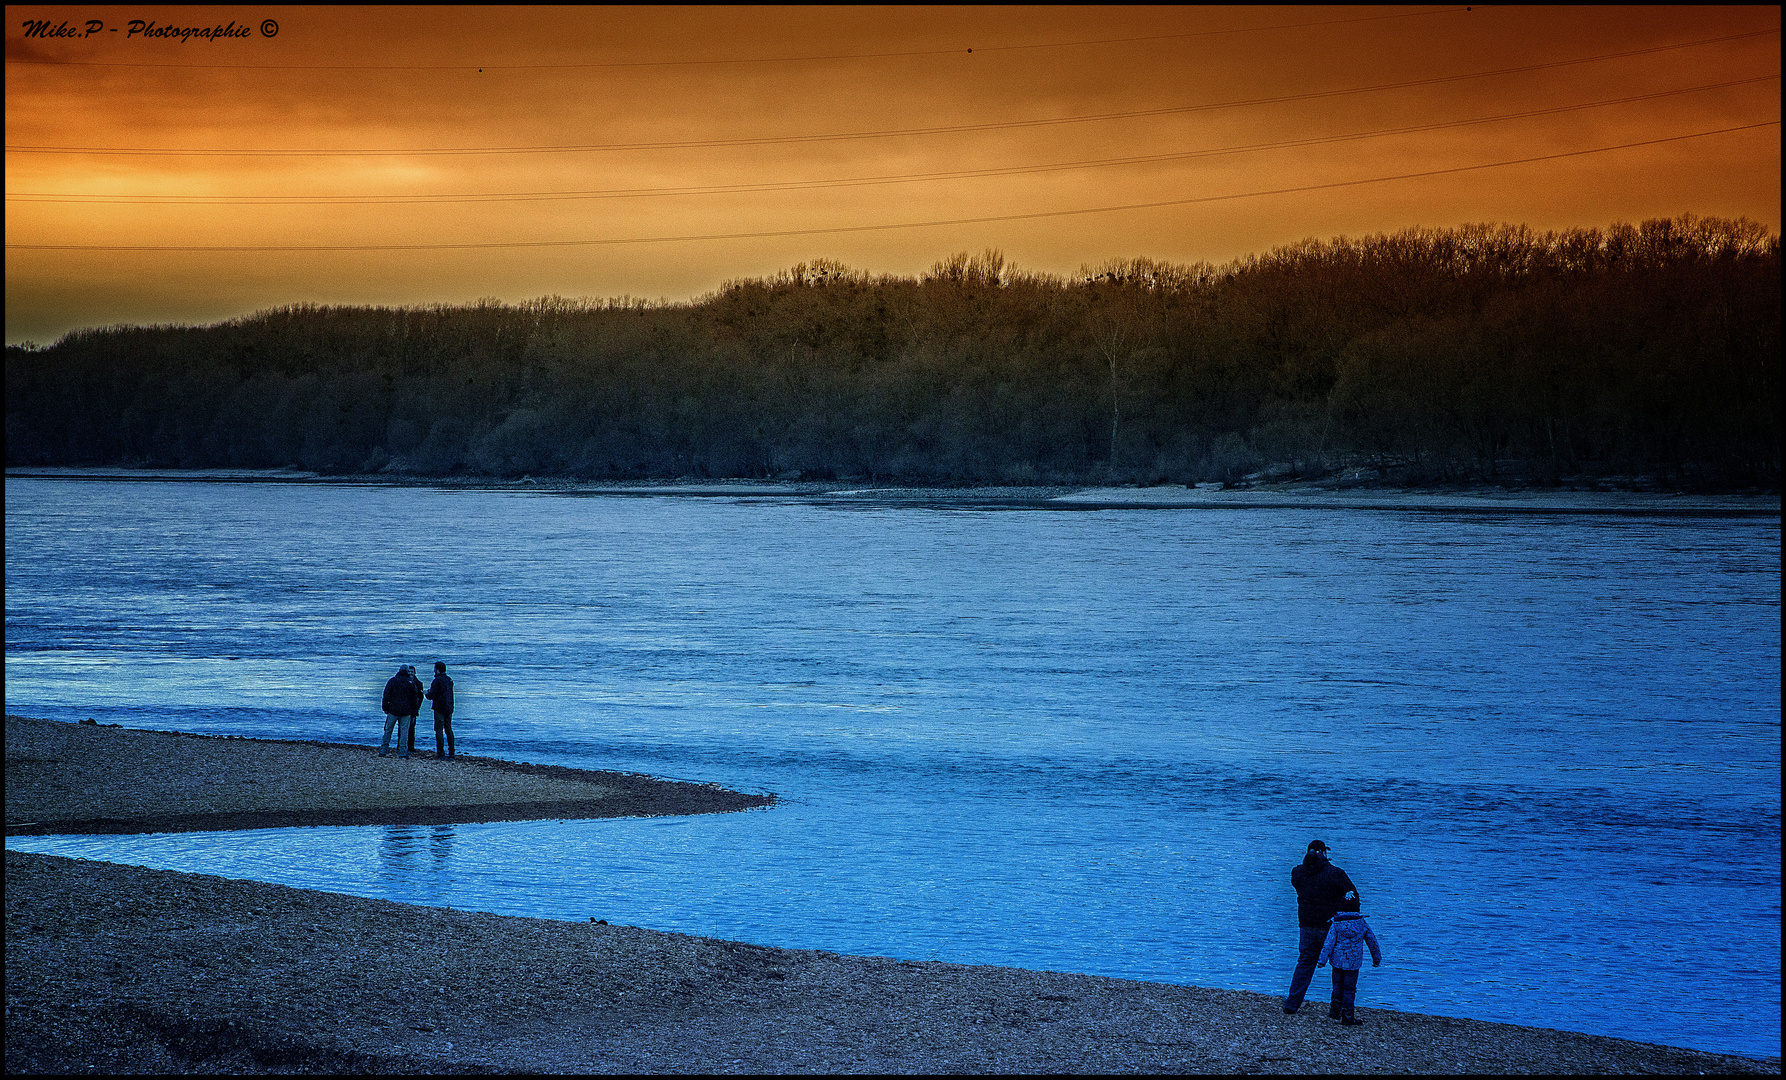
[5,4,1780,345]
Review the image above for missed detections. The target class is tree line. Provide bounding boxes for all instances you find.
[6,215,1779,489]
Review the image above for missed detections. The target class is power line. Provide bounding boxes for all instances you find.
[9,122,1775,253]
[6,28,1777,157]
[5,7,1470,71]
[10,76,1776,205]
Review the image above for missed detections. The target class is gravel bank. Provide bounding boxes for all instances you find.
[4,716,771,835]
[6,853,1777,1075]
[4,717,1777,1074]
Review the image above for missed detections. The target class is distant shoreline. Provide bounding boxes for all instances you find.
[8,466,1780,516]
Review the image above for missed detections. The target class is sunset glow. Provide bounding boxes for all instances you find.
[5,4,1780,344]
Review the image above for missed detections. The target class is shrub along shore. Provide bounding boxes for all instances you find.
[5,718,1779,1074]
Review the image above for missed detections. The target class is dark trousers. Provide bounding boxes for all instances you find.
[1331,967,1360,1017]
[434,713,455,757]
[1283,925,1328,1011]
[406,714,419,752]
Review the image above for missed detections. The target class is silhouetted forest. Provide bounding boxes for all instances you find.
[7,216,1779,488]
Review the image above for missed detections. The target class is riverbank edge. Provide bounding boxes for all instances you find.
[4,851,1777,1076]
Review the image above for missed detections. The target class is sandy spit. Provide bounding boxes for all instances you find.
[4,716,771,835]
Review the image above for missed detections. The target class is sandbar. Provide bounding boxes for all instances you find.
[4,715,771,835]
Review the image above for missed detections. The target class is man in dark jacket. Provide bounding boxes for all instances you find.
[379,665,418,758]
[425,661,455,760]
[1283,839,1360,1014]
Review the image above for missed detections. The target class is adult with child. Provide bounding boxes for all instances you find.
[379,664,421,758]
[1317,890,1382,1025]
[1282,839,1361,1015]
[425,661,455,760]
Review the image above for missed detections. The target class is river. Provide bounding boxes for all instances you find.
[4,476,1779,1058]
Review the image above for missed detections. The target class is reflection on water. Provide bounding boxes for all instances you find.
[429,824,455,864]
[378,824,458,868]
[3,480,1779,1059]
[374,825,463,909]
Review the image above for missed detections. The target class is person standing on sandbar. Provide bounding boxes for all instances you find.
[379,664,420,758]
[1282,839,1360,1014]
[404,665,425,754]
[426,661,455,760]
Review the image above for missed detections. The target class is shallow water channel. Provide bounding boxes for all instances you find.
[5,479,1780,1058]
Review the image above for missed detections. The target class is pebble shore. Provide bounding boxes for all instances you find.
[5,717,1779,1074]
[3,715,771,834]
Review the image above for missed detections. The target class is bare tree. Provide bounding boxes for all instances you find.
[1093,323,1132,469]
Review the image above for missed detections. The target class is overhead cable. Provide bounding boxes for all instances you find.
[10,75,1776,205]
[6,28,1777,157]
[8,122,1776,252]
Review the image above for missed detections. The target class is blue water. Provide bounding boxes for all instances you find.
[4,478,1779,1059]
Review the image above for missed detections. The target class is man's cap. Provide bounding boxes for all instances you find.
[1307,840,1329,852]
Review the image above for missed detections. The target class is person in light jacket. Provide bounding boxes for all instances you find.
[1317,891,1382,1026]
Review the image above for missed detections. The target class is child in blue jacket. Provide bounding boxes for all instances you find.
[1316,891,1382,1025]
